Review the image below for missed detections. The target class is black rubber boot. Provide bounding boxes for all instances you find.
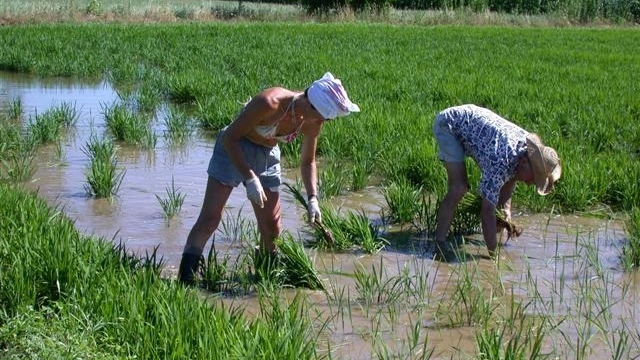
[178,253,202,286]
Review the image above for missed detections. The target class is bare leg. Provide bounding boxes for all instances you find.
[435,161,469,243]
[182,176,233,255]
[179,177,232,285]
[251,188,282,254]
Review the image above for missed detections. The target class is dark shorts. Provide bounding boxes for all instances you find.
[207,129,281,191]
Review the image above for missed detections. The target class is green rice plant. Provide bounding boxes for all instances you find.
[220,208,258,242]
[350,153,374,192]
[279,139,301,168]
[475,305,548,360]
[134,81,163,113]
[452,192,483,236]
[26,111,58,144]
[194,97,240,132]
[353,256,404,308]
[382,177,422,224]
[82,135,125,198]
[0,149,36,183]
[167,73,209,104]
[319,163,349,198]
[0,122,37,183]
[411,193,439,236]
[155,176,186,220]
[621,208,640,270]
[50,101,80,127]
[342,210,388,254]
[202,243,231,293]
[254,289,322,359]
[162,105,193,144]
[438,260,498,327]
[8,97,22,120]
[102,102,156,148]
[26,104,76,144]
[274,233,325,291]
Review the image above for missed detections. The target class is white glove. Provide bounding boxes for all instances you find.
[245,175,267,208]
[307,196,322,223]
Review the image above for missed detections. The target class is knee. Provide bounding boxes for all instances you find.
[192,215,220,236]
[448,182,469,201]
[260,220,282,240]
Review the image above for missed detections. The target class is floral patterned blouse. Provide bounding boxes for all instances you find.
[437,104,529,206]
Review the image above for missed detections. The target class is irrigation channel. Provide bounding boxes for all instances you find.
[2,71,639,358]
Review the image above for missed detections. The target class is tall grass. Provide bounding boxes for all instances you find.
[0,121,37,183]
[0,183,322,359]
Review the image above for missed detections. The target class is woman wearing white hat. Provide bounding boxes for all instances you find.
[178,72,360,285]
[432,104,561,259]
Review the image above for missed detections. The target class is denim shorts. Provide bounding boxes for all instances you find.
[433,112,465,162]
[207,129,281,191]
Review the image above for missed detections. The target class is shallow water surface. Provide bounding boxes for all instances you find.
[2,72,638,359]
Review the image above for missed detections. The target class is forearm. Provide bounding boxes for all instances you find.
[301,161,318,198]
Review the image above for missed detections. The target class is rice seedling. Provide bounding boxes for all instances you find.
[437,260,499,327]
[279,139,301,168]
[167,73,209,104]
[350,152,375,192]
[220,207,258,242]
[102,102,156,148]
[49,101,80,127]
[82,135,125,198]
[162,105,192,144]
[283,182,336,246]
[194,97,240,132]
[202,243,231,293]
[341,210,388,253]
[8,97,22,120]
[353,257,404,308]
[621,208,640,269]
[274,233,325,290]
[382,178,422,224]
[475,304,548,360]
[155,176,186,220]
[319,163,349,198]
[411,193,439,236]
[0,121,36,183]
[26,109,64,144]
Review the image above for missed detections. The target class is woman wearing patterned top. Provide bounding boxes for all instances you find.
[433,104,561,258]
[178,72,360,285]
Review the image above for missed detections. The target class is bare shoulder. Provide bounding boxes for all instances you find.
[252,87,291,110]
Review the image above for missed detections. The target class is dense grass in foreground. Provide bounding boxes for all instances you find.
[0,183,320,359]
[1,23,638,213]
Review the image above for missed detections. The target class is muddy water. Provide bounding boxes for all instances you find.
[2,72,638,359]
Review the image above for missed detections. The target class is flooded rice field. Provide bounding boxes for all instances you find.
[2,71,639,359]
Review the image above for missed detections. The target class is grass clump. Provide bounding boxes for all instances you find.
[82,135,125,198]
[155,176,186,220]
[622,208,640,269]
[0,121,37,183]
[102,102,156,149]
